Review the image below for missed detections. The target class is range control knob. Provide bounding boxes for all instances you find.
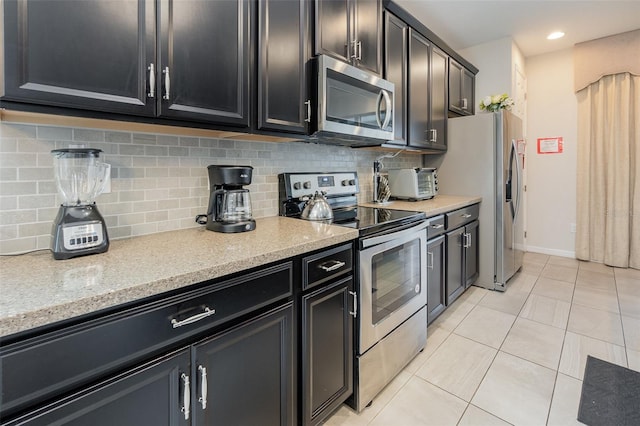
[348,179,356,186]
[341,179,350,186]
[303,181,312,189]
[293,182,301,190]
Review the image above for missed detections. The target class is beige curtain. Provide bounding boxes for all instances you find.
[576,73,640,268]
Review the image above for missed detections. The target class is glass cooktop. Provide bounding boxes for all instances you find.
[333,206,426,237]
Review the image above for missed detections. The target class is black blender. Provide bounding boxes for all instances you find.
[51,148,110,260]
[196,165,256,233]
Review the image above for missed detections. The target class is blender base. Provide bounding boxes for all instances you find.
[51,204,110,260]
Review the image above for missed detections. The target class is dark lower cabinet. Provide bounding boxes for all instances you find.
[2,0,156,116]
[4,349,191,426]
[464,220,480,288]
[301,277,354,426]
[193,304,295,426]
[427,234,446,324]
[446,226,465,304]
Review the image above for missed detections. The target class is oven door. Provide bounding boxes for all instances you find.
[358,220,428,354]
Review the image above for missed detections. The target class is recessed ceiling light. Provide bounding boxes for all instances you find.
[547,31,565,40]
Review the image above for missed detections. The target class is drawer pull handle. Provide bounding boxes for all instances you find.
[181,373,190,420]
[198,365,208,410]
[318,260,346,272]
[461,213,472,218]
[171,307,216,328]
[348,291,357,317]
[430,223,444,229]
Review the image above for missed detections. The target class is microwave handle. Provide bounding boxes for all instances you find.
[375,89,392,130]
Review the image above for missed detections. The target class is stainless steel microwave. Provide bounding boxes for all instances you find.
[313,55,394,146]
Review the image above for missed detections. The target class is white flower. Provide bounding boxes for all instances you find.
[483,96,492,106]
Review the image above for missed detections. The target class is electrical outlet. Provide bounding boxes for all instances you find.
[570,223,576,233]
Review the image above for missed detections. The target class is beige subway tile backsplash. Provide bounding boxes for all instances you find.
[0,121,422,255]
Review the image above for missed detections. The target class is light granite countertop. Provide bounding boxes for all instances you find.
[360,194,481,217]
[0,216,357,337]
[0,195,480,338]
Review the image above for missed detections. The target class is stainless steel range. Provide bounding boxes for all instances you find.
[279,172,428,412]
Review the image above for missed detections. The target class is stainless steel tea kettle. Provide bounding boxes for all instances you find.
[301,191,333,221]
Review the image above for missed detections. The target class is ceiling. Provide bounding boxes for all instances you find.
[393,0,640,58]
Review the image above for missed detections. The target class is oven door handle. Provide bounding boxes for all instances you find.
[360,220,428,249]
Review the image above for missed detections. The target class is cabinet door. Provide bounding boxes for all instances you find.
[193,304,294,426]
[461,68,475,115]
[383,11,408,145]
[427,235,446,324]
[315,0,350,63]
[429,46,448,150]
[448,59,463,114]
[258,0,310,133]
[448,58,474,116]
[4,350,191,426]
[446,227,465,305]
[407,29,430,149]
[465,220,480,287]
[2,0,155,116]
[302,277,354,425]
[158,0,249,126]
[353,0,382,75]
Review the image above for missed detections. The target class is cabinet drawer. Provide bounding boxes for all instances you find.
[0,262,293,419]
[446,204,479,230]
[427,215,445,239]
[303,243,353,290]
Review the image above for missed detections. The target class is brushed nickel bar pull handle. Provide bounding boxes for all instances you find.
[181,373,190,420]
[163,66,170,100]
[148,63,155,98]
[304,100,311,123]
[461,213,472,219]
[427,251,434,269]
[350,40,358,60]
[431,223,444,229]
[198,365,208,410]
[357,41,362,61]
[319,260,346,272]
[349,291,357,317]
[461,98,468,110]
[171,307,216,328]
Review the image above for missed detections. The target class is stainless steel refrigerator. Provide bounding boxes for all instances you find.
[424,110,524,291]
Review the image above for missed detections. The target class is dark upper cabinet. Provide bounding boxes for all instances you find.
[430,45,448,150]
[158,0,250,127]
[2,0,156,116]
[449,58,475,116]
[257,0,311,134]
[3,0,250,127]
[405,29,447,151]
[383,11,408,145]
[315,0,382,75]
[407,29,430,149]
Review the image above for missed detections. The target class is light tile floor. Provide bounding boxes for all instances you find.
[325,253,640,425]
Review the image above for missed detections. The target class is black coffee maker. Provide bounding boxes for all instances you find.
[196,165,256,233]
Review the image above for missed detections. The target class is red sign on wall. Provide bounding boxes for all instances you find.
[537,137,563,154]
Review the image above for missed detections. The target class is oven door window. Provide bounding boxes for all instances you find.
[370,238,421,324]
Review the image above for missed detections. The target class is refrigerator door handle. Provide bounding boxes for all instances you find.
[512,138,523,223]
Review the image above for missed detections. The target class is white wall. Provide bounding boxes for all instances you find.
[459,38,578,258]
[525,48,577,257]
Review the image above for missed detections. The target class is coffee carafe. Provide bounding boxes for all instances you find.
[50,148,110,259]
[196,165,256,233]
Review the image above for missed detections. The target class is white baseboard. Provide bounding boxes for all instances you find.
[525,245,576,259]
